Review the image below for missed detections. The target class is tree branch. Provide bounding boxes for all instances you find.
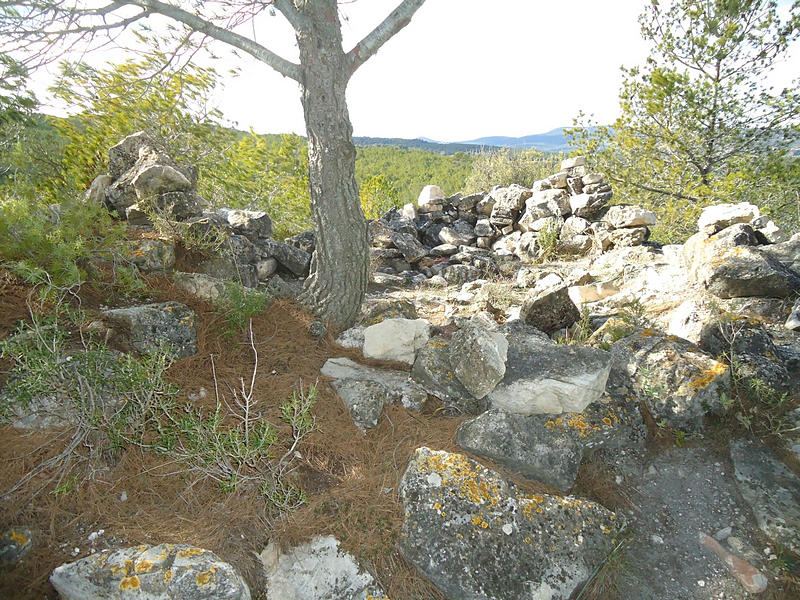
[129,0,301,81]
[273,0,307,30]
[346,0,426,76]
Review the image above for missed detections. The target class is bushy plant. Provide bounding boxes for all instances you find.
[465,149,565,192]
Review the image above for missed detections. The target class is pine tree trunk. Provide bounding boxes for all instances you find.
[295,0,368,331]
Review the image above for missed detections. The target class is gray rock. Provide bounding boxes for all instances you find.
[321,357,428,429]
[362,318,430,365]
[697,202,760,234]
[131,163,192,198]
[334,325,365,350]
[489,184,532,227]
[430,243,459,257]
[561,215,590,238]
[0,527,32,565]
[128,238,176,272]
[256,258,278,281]
[610,330,729,431]
[787,298,800,331]
[411,337,484,414]
[608,226,649,248]
[570,191,613,219]
[264,274,297,299]
[417,184,445,209]
[603,205,657,228]
[260,239,311,277]
[449,321,508,399]
[399,447,621,600]
[50,543,250,600]
[370,248,410,273]
[285,230,316,254]
[359,298,418,326]
[474,218,494,237]
[173,272,228,302]
[217,208,273,239]
[561,156,587,169]
[389,230,427,263]
[762,237,800,273]
[699,318,790,391]
[457,393,645,490]
[730,439,800,554]
[368,219,395,248]
[103,302,197,358]
[442,264,481,285]
[200,257,258,288]
[260,536,386,600]
[519,284,581,335]
[489,327,611,415]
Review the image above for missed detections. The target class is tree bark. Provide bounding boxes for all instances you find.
[295,0,369,331]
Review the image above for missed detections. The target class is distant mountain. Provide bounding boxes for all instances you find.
[354,127,596,155]
[459,127,590,152]
[353,136,497,155]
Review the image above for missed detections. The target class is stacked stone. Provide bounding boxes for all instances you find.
[369,156,657,286]
[92,132,312,292]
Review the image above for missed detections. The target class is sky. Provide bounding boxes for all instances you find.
[30,0,800,142]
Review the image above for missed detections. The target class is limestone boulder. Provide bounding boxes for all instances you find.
[128,238,175,272]
[359,297,418,326]
[457,393,645,491]
[389,230,427,263]
[488,324,611,415]
[603,205,657,229]
[217,208,273,240]
[321,357,428,429]
[609,330,729,431]
[362,318,430,365]
[411,337,484,415]
[103,302,197,358]
[50,544,250,600]
[697,202,760,234]
[489,184,532,227]
[569,191,612,219]
[260,239,311,277]
[173,272,228,302]
[519,284,581,335]
[399,447,621,600]
[449,321,508,399]
[417,184,445,209]
[260,536,386,600]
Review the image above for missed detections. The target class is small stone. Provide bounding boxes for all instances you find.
[309,321,327,339]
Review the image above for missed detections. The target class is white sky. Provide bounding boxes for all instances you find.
[30,0,799,142]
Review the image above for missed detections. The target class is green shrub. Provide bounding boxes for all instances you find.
[465,149,565,192]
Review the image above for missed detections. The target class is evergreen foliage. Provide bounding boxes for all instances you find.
[569,0,800,242]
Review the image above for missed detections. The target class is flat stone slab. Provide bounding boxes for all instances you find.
[488,324,611,415]
[103,301,197,358]
[730,439,800,554]
[260,535,386,600]
[321,357,427,430]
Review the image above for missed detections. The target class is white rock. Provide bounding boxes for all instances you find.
[417,184,445,207]
[697,202,760,233]
[363,318,431,365]
[568,281,620,305]
[335,325,365,350]
[581,172,604,185]
[603,205,657,229]
[561,156,587,169]
[261,536,385,600]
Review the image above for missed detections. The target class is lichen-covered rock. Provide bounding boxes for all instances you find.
[449,321,508,399]
[173,272,228,302]
[519,284,581,335]
[730,440,800,554]
[359,297,418,326]
[489,184,532,227]
[569,191,612,219]
[411,337,485,415]
[321,357,428,429]
[362,318,430,365]
[103,302,197,358]
[488,325,611,415]
[787,298,800,331]
[0,527,33,565]
[128,238,176,272]
[399,447,621,600]
[610,330,729,431]
[50,544,249,600]
[260,536,386,600]
[457,391,643,490]
[699,317,789,391]
[390,230,427,263]
[442,264,481,285]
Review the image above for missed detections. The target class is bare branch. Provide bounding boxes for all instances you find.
[346,0,425,76]
[130,0,301,80]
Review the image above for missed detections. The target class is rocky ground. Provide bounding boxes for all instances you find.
[1,134,799,599]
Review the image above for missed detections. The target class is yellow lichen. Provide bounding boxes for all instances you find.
[164,570,174,584]
[135,559,154,573]
[8,530,28,546]
[687,362,728,390]
[177,547,205,559]
[118,576,140,591]
[196,567,215,587]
